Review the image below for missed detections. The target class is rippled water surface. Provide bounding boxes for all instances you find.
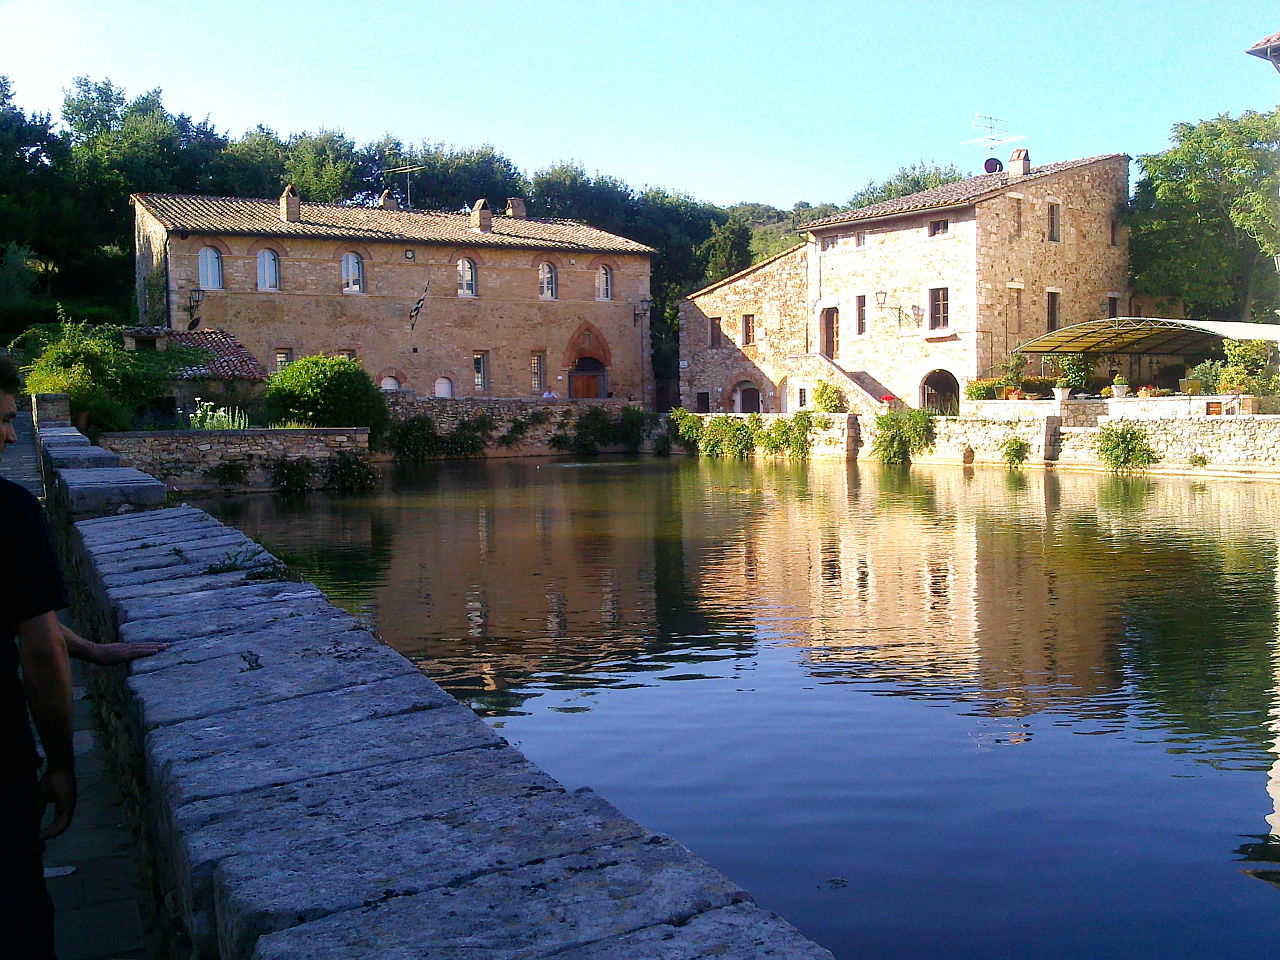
[204,458,1280,959]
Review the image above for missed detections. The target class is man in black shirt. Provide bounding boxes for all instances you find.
[1,359,163,957]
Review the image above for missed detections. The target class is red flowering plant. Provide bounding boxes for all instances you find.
[880,394,896,403]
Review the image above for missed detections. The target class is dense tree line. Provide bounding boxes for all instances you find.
[3,74,1274,366]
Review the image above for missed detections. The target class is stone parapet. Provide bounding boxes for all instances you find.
[36,422,832,960]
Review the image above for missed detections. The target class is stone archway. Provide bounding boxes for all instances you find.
[921,369,960,414]
[733,380,761,413]
[569,356,607,399]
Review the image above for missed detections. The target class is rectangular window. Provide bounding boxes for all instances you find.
[531,351,546,392]
[1013,198,1023,237]
[820,235,839,251]
[274,348,293,372]
[1048,203,1061,242]
[339,349,356,360]
[855,230,868,247]
[1107,296,1120,319]
[709,317,722,349]
[1109,218,1118,246]
[856,294,867,335]
[695,391,711,413]
[742,314,755,346]
[473,350,489,391]
[1047,291,1061,331]
[928,218,949,237]
[928,288,949,330]
[798,388,807,408]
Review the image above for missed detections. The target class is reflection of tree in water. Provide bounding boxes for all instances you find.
[1235,836,1280,890]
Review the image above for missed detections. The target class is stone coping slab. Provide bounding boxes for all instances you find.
[47,446,121,468]
[126,630,414,729]
[93,534,260,576]
[57,466,167,514]
[118,596,338,645]
[115,580,324,625]
[76,504,206,532]
[249,837,755,960]
[170,746,559,950]
[217,789,644,959]
[83,518,241,556]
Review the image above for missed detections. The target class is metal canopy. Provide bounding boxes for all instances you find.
[1017,317,1280,355]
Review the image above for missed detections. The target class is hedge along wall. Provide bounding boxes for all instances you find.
[99,428,369,492]
[384,394,652,458]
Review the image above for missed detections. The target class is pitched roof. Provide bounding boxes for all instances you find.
[131,193,655,255]
[125,326,269,381]
[802,155,1128,231]
[1248,30,1280,53]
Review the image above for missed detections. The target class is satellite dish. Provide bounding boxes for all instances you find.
[984,157,1005,173]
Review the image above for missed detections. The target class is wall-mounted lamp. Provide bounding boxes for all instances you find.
[634,297,652,326]
[185,288,205,331]
[875,290,912,325]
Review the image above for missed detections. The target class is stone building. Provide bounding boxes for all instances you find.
[678,151,1131,414]
[132,190,655,405]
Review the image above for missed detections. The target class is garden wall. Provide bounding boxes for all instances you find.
[1059,415,1280,469]
[99,428,369,492]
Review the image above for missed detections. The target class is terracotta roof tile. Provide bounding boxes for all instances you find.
[1248,30,1280,51]
[131,193,655,255]
[126,326,269,381]
[802,154,1128,230]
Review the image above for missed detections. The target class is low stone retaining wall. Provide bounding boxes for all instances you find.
[911,416,1053,466]
[98,428,370,492]
[1060,415,1280,468]
[386,394,646,458]
[35,418,833,959]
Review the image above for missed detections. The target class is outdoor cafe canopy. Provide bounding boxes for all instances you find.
[1017,317,1280,356]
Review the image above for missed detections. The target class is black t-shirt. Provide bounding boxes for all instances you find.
[1,476,69,779]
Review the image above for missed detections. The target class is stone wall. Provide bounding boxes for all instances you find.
[909,416,1053,466]
[964,398,1105,427]
[35,421,834,960]
[99,428,369,492]
[1060,415,1280,469]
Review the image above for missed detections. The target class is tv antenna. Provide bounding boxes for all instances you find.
[385,164,427,209]
[962,113,1025,154]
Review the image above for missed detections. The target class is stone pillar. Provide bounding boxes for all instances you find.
[33,393,71,428]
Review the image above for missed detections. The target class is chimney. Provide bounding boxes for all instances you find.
[1009,149,1031,178]
[470,198,492,232]
[378,189,399,211]
[505,197,527,219]
[280,184,300,222]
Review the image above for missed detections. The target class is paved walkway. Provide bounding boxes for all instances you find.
[3,412,152,960]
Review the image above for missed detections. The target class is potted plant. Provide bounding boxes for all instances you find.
[1112,373,1129,399]
[1178,377,1203,395]
[1137,384,1154,399]
[1053,376,1072,401]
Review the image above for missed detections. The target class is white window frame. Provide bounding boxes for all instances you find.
[341,252,364,292]
[855,230,868,248]
[274,348,293,372]
[256,249,280,292]
[928,218,949,237]
[538,262,557,299]
[198,247,223,290]
[457,257,477,297]
[595,265,613,301]
[473,350,490,390]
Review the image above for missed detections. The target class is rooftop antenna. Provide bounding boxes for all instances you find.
[962,113,1025,154]
[385,163,427,209]
[962,113,1026,174]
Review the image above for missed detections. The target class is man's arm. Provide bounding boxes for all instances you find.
[18,609,76,840]
[62,624,167,665]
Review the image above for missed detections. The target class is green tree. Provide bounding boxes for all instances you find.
[699,214,752,284]
[847,160,967,209]
[284,130,361,203]
[1130,109,1280,321]
[217,126,287,197]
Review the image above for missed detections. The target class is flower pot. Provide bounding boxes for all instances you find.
[1178,378,1202,396]
[1053,387,1072,401]
[1112,384,1129,398]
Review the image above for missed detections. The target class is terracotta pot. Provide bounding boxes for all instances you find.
[1112,384,1129,399]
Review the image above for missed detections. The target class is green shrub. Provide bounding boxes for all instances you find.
[1019,376,1056,395]
[1096,423,1158,471]
[812,382,847,413]
[755,410,820,459]
[206,458,252,488]
[651,431,673,457]
[326,450,378,493]
[1187,359,1223,393]
[699,415,758,459]
[495,408,550,448]
[613,406,653,454]
[1055,352,1096,389]
[999,435,1031,467]
[999,352,1027,387]
[668,408,703,452]
[964,377,1003,400]
[871,408,935,464]
[270,457,318,495]
[388,414,494,460]
[189,399,249,430]
[1188,453,1209,468]
[264,355,390,448]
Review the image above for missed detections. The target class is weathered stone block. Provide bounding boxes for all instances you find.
[58,467,168,515]
[249,836,751,960]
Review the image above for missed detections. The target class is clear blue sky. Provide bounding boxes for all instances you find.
[2,0,1277,208]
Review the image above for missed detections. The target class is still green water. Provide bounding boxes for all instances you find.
[204,458,1280,959]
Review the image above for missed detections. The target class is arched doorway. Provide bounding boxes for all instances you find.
[733,380,761,413]
[434,377,454,398]
[920,369,960,414]
[569,356,607,399]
